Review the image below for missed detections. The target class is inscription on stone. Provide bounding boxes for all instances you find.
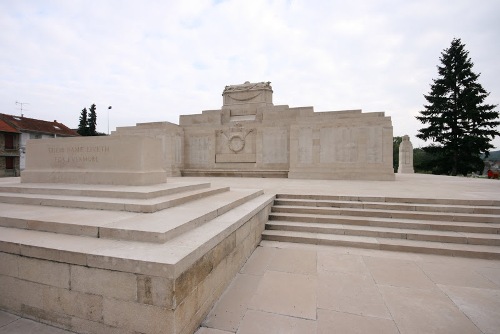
[298,128,313,164]
[188,136,211,165]
[48,145,110,166]
[262,129,288,164]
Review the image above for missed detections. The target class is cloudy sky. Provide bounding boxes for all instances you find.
[1,0,499,148]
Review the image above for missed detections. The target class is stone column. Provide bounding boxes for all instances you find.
[398,135,414,173]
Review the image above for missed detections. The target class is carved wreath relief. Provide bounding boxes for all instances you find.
[219,123,254,153]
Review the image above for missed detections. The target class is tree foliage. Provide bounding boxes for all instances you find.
[77,108,89,136]
[77,104,106,136]
[88,104,97,135]
[416,38,499,176]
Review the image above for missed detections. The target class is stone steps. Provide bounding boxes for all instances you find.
[261,230,500,259]
[272,205,500,223]
[0,184,229,213]
[99,188,265,243]
[0,179,275,333]
[266,220,500,246]
[0,188,264,243]
[0,182,211,199]
[274,198,500,215]
[275,194,500,206]
[269,212,500,234]
[264,194,500,259]
[0,193,274,276]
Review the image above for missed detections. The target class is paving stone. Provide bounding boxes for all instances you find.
[266,247,317,275]
[439,285,500,334]
[203,273,260,332]
[317,309,399,334]
[317,270,391,319]
[237,309,316,334]
[363,257,436,290]
[0,317,72,334]
[317,251,369,275]
[248,271,317,320]
[0,311,19,327]
[379,285,482,334]
[418,261,499,289]
[239,246,278,276]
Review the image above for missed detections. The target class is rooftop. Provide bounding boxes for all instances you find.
[0,113,78,137]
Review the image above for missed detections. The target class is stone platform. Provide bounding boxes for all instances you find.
[1,174,500,334]
[0,177,274,334]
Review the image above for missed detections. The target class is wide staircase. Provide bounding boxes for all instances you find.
[263,194,500,259]
[0,179,274,334]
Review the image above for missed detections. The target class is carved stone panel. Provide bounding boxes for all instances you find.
[216,123,256,163]
[298,127,313,164]
[365,127,383,163]
[320,127,359,163]
[186,135,212,166]
[262,128,288,164]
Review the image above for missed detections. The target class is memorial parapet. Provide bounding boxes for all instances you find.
[116,81,395,180]
[21,136,167,185]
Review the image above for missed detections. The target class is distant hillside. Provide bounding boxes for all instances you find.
[482,150,500,160]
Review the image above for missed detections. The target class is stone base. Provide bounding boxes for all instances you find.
[288,168,395,181]
[21,170,167,186]
[398,166,414,174]
[21,136,167,186]
[182,169,289,178]
[0,208,270,334]
[0,180,274,334]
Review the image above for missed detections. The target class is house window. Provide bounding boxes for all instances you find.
[30,133,42,139]
[5,156,14,169]
[5,133,14,149]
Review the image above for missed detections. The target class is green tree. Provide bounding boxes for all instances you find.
[77,108,88,136]
[393,136,402,172]
[78,104,107,136]
[88,103,97,136]
[416,38,499,176]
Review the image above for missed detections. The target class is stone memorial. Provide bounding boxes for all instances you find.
[115,81,395,180]
[21,135,167,185]
[398,134,414,174]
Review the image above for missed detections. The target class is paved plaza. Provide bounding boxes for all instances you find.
[198,241,500,334]
[1,174,499,333]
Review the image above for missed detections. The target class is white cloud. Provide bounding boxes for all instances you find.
[0,0,499,148]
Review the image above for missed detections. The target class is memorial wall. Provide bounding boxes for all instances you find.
[21,136,167,185]
[114,81,395,180]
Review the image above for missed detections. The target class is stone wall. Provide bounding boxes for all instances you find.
[113,122,184,176]
[288,112,394,180]
[114,81,395,180]
[21,136,167,185]
[0,201,272,334]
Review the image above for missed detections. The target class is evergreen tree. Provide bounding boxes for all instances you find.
[77,108,88,136]
[88,104,97,136]
[416,38,499,176]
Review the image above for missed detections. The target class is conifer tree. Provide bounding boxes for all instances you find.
[416,38,499,176]
[77,108,88,136]
[88,104,97,136]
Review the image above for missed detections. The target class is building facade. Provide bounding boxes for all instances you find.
[0,113,79,177]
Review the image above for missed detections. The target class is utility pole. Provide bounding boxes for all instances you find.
[108,106,112,135]
[15,101,29,117]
